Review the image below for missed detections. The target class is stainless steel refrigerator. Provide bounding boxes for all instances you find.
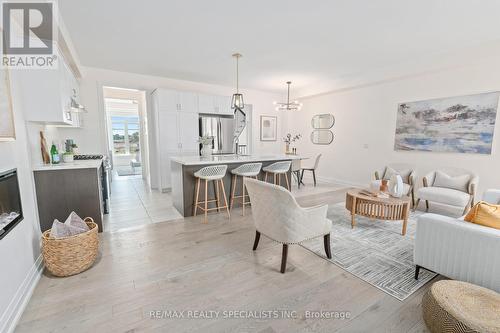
[199,114,236,155]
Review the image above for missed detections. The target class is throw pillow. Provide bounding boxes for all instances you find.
[383,167,411,183]
[464,201,500,230]
[49,220,87,238]
[65,211,89,231]
[433,171,469,192]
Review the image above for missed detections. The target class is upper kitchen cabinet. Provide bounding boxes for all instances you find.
[156,89,198,113]
[217,95,232,115]
[19,46,82,126]
[198,94,233,115]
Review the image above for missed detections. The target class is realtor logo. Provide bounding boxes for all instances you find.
[1,1,57,68]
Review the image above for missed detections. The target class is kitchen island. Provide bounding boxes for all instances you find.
[170,154,301,217]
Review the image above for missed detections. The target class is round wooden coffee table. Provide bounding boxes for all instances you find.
[345,189,411,235]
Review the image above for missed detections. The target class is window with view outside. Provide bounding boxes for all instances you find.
[111,115,140,155]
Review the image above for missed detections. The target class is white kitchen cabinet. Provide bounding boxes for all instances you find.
[20,46,80,126]
[198,94,217,114]
[158,111,179,151]
[156,89,198,113]
[151,89,200,191]
[217,95,232,115]
[198,94,233,115]
[178,112,200,151]
[178,92,198,113]
[156,89,178,111]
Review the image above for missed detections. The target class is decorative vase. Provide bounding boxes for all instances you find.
[380,179,389,192]
[389,174,404,198]
[285,142,290,153]
[201,144,212,157]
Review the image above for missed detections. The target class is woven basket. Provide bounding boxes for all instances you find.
[42,217,99,277]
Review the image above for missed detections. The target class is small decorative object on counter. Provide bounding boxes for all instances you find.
[283,133,301,153]
[71,144,79,155]
[198,136,214,157]
[389,174,404,198]
[62,152,74,163]
[65,139,74,153]
[380,179,389,192]
[40,131,51,164]
[50,141,60,164]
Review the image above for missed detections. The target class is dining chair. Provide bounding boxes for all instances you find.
[301,154,322,186]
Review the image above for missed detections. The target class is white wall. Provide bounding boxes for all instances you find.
[290,60,500,197]
[0,70,43,332]
[57,67,287,157]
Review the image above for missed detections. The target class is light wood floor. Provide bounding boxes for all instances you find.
[16,188,436,333]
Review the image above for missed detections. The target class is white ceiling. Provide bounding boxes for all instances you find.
[60,0,500,96]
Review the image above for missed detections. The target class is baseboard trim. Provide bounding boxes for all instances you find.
[1,255,44,333]
[316,176,365,188]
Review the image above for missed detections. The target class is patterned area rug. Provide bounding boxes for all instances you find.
[301,202,437,301]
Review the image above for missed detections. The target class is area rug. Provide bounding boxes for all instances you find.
[301,202,437,301]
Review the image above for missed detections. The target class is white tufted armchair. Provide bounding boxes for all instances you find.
[244,178,332,273]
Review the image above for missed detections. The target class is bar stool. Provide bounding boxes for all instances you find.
[263,161,292,191]
[193,164,230,223]
[229,162,262,215]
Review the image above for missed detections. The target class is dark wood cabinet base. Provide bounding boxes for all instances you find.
[34,167,104,232]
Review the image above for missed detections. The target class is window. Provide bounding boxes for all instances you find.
[111,115,140,155]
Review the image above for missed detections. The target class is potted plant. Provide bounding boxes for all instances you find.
[283,133,301,153]
[71,143,79,155]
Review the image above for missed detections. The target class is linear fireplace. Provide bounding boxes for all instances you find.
[0,169,23,239]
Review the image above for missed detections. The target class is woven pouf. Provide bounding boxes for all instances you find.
[422,280,500,333]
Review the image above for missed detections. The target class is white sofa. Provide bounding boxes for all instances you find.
[414,189,500,292]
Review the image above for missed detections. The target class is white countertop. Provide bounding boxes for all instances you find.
[33,159,103,171]
[170,154,302,166]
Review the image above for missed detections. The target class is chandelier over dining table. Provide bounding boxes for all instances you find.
[273,81,302,111]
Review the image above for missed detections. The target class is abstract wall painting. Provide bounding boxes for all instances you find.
[394,92,499,154]
[0,67,15,141]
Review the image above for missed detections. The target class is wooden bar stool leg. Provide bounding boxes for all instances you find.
[220,179,230,219]
[204,179,208,223]
[285,173,290,191]
[193,178,200,216]
[264,172,268,183]
[242,176,246,216]
[273,173,277,185]
[214,180,221,212]
[230,174,236,210]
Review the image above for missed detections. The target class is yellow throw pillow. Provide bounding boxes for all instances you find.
[464,201,500,230]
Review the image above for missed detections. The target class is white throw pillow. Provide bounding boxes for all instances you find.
[433,171,470,192]
[383,167,411,183]
[65,211,89,231]
[49,220,87,238]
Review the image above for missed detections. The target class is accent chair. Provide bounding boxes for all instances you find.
[244,178,332,273]
[416,168,478,215]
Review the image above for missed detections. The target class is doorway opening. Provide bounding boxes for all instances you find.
[103,86,149,180]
